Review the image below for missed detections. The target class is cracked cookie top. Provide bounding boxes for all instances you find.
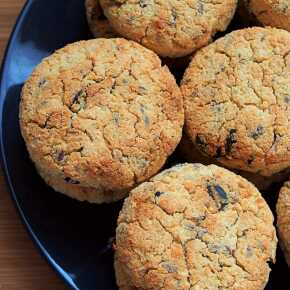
[181,27,290,177]
[115,163,277,290]
[19,38,184,203]
[85,0,117,38]
[99,0,237,58]
[240,0,290,31]
[277,181,290,267]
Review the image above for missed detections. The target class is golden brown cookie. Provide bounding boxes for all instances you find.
[277,181,290,267]
[178,133,290,190]
[99,0,238,58]
[115,163,277,290]
[20,38,184,203]
[85,0,117,38]
[181,27,290,177]
[239,0,290,31]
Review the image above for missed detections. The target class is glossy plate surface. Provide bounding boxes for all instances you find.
[0,0,288,289]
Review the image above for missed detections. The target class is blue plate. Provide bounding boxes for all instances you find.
[0,0,289,289]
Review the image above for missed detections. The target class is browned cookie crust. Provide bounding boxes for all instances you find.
[178,133,290,191]
[99,0,237,58]
[115,163,277,290]
[85,0,117,38]
[181,27,290,177]
[277,181,290,267]
[20,38,184,203]
[239,0,290,32]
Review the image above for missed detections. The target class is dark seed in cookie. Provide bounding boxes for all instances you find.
[155,191,164,197]
[38,79,46,87]
[161,262,178,273]
[196,228,208,239]
[225,129,237,154]
[170,8,177,25]
[139,86,147,93]
[273,131,279,145]
[140,106,150,125]
[197,1,204,15]
[214,185,227,200]
[64,177,80,184]
[57,150,65,161]
[72,90,84,104]
[207,184,228,210]
[139,0,148,8]
[207,184,214,198]
[250,125,264,140]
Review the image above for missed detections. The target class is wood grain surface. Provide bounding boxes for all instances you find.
[0,1,68,289]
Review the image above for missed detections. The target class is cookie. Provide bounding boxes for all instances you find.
[85,0,117,38]
[239,0,290,32]
[20,38,184,203]
[99,0,238,58]
[277,181,290,267]
[115,163,277,290]
[181,27,290,177]
[178,133,290,190]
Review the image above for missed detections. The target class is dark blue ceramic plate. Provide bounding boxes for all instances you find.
[0,0,289,289]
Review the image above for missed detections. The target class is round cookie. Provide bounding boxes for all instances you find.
[115,163,277,290]
[181,27,290,177]
[20,38,184,203]
[178,134,290,190]
[85,0,117,38]
[239,0,290,32]
[277,181,290,267]
[99,0,238,58]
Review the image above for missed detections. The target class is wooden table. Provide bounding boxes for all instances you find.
[0,1,68,289]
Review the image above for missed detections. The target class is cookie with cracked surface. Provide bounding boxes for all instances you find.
[115,163,277,290]
[181,27,290,177]
[178,133,290,191]
[85,0,117,38]
[277,181,290,267]
[99,0,238,58]
[239,0,290,32]
[19,38,184,203]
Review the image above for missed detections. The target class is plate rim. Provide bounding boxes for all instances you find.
[0,0,77,289]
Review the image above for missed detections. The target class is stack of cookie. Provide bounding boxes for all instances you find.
[19,0,290,289]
